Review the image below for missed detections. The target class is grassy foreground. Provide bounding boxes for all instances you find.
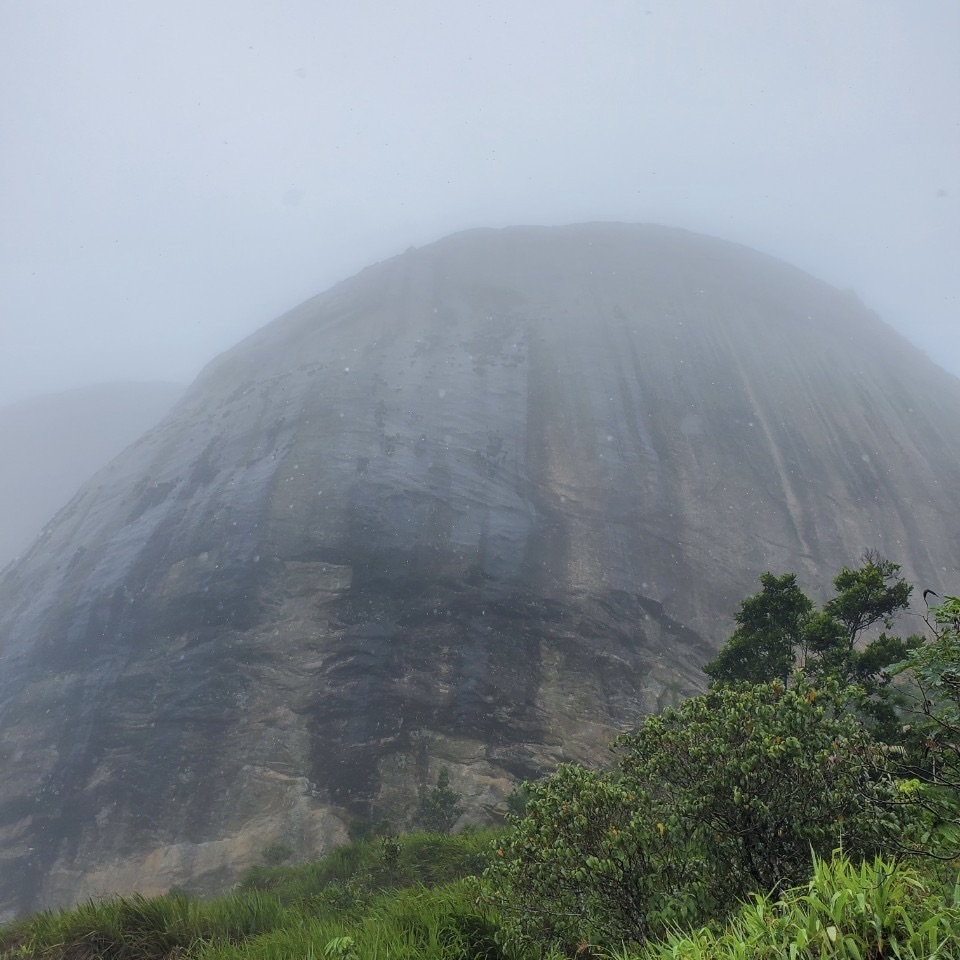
[0,831,501,960]
[2,832,958,959]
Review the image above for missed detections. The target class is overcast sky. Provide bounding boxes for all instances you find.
[1,1,957,407]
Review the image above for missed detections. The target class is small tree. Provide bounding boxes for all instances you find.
[413,767,463,834]
[704,572,812,684]
[706,557,921,740]
[825,554,913,648]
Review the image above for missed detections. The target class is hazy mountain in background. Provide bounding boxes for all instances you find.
[0,383,182,571]
[1,223,959,917]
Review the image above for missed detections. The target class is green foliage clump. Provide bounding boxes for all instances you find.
[487,763,697,951]
[705,556,921,739]
[260,842,293,867]
[619,679,908,903]
[634,854,960,960]
[892,593,960,857]
[704,571,812,684]
[413,767,464,835]
[488,680,911,951]
[337,882,502,960]
[895,594,960,771]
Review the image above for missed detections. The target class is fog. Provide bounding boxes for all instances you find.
[1,1,957,407]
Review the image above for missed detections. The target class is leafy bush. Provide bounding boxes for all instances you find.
[618,679,909,908]
[487,764,703,953]
[704,571,812,685]
[197,880,503,960]
[489,680,913,951]
[892,592,960,858]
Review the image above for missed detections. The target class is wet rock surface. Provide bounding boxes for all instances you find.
[1,223,959,916]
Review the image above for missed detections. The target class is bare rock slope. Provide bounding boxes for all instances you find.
[1,223,959,916]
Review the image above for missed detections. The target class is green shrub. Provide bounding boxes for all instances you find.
[261,842,294,867]
[486,764,703,953]
[414,768,464,835]
[892,593,960,858]
[489,680,914,951]
[618,678,910,909]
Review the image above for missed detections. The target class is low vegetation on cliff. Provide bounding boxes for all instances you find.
[3,560,960,959]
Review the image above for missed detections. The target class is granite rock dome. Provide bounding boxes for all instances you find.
[1,223,959,916]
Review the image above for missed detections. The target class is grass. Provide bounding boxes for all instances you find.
[196,882,501,960]
[0,889,293,960]
[236,830,495,909]
[3,833,958,960]
[0,831,503,960]
[632,854,960,960]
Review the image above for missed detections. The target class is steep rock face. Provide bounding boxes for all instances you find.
[1,223,959,916]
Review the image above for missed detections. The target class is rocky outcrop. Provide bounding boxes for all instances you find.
[1,223,959,917]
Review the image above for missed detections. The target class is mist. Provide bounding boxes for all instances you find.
[1,1,958,407]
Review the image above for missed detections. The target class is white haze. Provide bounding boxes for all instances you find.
[1,1,957,407]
